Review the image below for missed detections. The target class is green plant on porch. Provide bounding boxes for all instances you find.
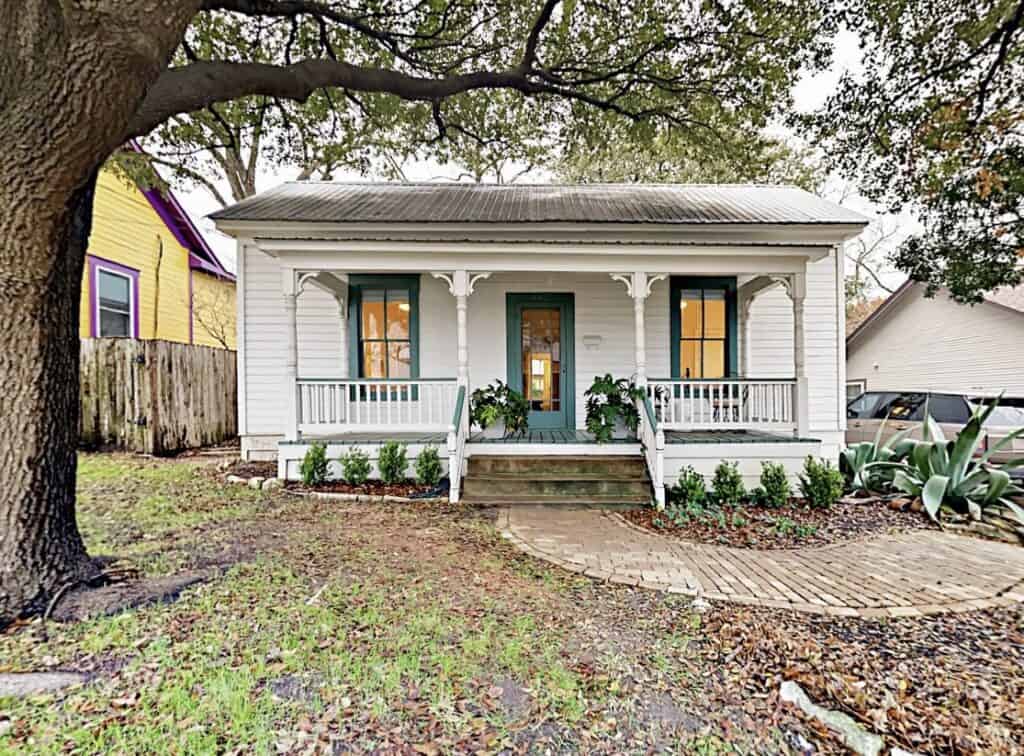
[470,380,529,437]
[866,402,1024,526]
[340,447,372,486]
[799,456,844,508]
[583,374,646,444]
[299,442,329,487]
[414,446,444,487]
[710,460,746,507]
[378,442,409,485]
[840,416,916,494]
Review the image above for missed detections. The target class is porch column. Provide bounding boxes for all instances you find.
[611,272,666,387]
[432,270,492,388]
[792,271,810,437]
[336,294,348,378]
[281,267,300,442]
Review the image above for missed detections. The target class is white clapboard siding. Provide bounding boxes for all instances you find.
[848,283,1024,396]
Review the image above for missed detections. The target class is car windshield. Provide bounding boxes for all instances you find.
[848,392,899,419]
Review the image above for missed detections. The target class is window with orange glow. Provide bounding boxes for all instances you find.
[679,289,727,378]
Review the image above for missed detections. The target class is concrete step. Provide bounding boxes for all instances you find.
[468,455,648,476]
[462,494,652,507]
[462,475,651,499]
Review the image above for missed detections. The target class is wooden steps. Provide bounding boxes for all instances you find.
[461,455,651,506]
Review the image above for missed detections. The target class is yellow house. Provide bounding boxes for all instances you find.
[81,166,236,349]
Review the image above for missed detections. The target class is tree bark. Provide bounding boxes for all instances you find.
[0,175,102,622]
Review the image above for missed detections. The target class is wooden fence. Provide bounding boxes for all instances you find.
[80,338,237,455]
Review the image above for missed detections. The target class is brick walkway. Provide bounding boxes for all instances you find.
[498,505,1024,617]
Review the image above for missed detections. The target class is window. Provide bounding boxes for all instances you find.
[846,380,867,402]
[847,391,898,419]
[671,277,736,379]
[925,394,971,424]
[90,258,138,338]
[873,392,928,420]
[348,276,419,379]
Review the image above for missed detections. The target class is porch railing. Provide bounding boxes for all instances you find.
[646,379,796,431]
[296,378,459,433]
[638,394,666,509]
[447,385,469,503]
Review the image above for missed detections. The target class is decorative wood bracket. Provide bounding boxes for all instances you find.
[610,272,667,299]
[431,271,491,296]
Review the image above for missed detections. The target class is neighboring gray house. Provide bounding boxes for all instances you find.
[211,182,866,503]
[846,280,1024,400]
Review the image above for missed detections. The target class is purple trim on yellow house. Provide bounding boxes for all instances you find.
[88,255,141,338]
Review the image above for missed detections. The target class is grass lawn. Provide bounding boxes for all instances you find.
[1,453,1022,754]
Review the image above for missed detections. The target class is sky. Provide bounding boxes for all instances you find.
[175,27,912,293]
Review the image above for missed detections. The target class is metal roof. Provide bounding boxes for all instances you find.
[210,182,869,226]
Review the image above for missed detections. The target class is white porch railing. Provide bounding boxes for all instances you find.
[646,379,797,431]
[638,394,666,509]
[296,378,459,433]
[447,385,469,503]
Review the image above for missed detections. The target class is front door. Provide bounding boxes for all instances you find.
[507,293,575,430]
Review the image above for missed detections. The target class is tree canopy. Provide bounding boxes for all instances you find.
[808,0,1024,303]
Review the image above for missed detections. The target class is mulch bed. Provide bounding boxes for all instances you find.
[289,479,443,498]
[623,498,937,549]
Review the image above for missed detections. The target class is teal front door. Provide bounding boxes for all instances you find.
[507,293,575,430]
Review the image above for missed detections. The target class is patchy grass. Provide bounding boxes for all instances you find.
[1,453,1021,753]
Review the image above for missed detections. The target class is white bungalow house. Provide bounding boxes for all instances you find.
[211,183,866,505]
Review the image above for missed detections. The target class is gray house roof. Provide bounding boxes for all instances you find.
[210,182,868,226]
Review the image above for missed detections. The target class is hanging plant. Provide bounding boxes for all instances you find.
[584,374,646,443]
[470,380,529,437]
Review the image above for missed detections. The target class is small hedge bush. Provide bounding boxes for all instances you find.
[299,442,328,486]
[799,456,844,508]
[711,460,746,507]
[340,447,371,486]
[414,446,444,487]
[757,461,791,508]
[378,442,408,484]
[669,466,707,509]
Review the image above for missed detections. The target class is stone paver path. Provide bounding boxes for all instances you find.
[498,505,1024,617]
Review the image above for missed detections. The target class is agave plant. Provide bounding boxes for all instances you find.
[839,417,916,494]
[868,402,1024,525]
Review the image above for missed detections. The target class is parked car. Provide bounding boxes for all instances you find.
[846,391,1024,470]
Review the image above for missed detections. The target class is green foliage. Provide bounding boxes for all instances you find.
[867,401,1024,525]
[799,457,844,509]
[710,461,746,507]
[299,442,329,487]
[414,446,444,487]
[669,466,708,509]
[339,447,372,487]
[378,442,408,485]
[840,416,917,494]
[806,0,1024,302]
[757,462,791,508]
[771,516,818,539]
[583,374,646,444]
[470,380,529,437]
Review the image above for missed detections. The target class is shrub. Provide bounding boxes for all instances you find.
[339,447,371,486]
[584,374,645,443]
[470,380,529,436]
[839,416,915,494]
[669,466,707,509]
[414,446,444,487]
[799,456,844,508]
[299,442,329,486]
[758,461,791,508]
[378,442,408,484]
[711,460,746,507]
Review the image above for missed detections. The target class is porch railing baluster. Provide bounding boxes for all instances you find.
[643,378,797,433]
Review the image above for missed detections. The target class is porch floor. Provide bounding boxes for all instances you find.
[287,429,815,445]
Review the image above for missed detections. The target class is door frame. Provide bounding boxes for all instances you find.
[506,293,575,430]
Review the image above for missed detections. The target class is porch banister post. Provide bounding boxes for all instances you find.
[336,295,348,379]
[282,268,300,443]
[792,271,810,437]
[455,270,470,387]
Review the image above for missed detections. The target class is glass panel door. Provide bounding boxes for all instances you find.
[507,294,574,430]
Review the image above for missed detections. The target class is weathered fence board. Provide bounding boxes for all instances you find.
[79,338,237,454]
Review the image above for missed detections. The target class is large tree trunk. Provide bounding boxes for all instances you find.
[0,175,102,622]
[0,1,199,626]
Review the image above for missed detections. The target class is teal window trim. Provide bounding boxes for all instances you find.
[670,276,738,379]
[347,274,420,380]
